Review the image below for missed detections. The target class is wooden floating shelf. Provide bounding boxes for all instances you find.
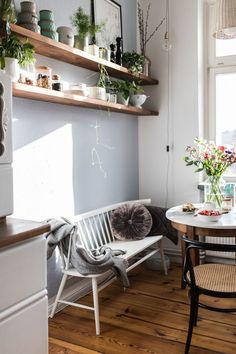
[10,24,159,86]
[13,83,159,117]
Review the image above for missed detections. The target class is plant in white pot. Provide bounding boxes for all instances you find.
[0,34,35,81]
[129,81,148,108]
[71,7,103,53]
[88,64,111,101]
[110,80,133,106]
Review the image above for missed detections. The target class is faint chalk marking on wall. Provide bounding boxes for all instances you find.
[91,148,107,178]
[91,120,115,178]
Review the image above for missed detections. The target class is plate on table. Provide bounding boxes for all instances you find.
[197,209,222,222]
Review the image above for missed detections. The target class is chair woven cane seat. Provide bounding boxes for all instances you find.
[189,264,236,293]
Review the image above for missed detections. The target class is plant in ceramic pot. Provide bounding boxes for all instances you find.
[0,34,35,81]
[129,81,148,108]
[71,7,104,51]
[122,51,145,74]
[111,80,134,106]
[88,64,111,101]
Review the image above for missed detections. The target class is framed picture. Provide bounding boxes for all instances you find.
[92,0,122,48]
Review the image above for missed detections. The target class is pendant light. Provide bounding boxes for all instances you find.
[213,0,236,39]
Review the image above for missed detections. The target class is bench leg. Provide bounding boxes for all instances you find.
[92,277,100,335]
[50,273,68,318]
[159,239,168,275]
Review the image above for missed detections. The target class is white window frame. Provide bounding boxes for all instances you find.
[207,1,236,180]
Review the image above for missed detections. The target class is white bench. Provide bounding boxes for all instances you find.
[50,199,167,335]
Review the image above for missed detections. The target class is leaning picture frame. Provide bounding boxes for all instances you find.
[92,0,122,49]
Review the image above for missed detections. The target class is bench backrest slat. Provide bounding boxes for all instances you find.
[98,214,108,245]
[74,199,151,251]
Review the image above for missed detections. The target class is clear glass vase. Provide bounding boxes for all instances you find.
[204,176,225,210]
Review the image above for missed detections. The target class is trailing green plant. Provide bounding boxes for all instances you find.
[0,0,16,23]
[71,7,104,39]
[97,64,111,88]
[0,34,35,69]
[122,51,145,74]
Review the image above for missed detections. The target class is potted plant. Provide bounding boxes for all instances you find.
[129,81,148,108]
[122,51,145,74]
[110,80,134,106]
[88,64,111,101]
[0,34,35,81]
[71,7,103,53]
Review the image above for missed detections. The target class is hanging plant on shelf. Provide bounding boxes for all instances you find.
[97,64,111,89]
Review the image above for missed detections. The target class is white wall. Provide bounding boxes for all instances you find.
[139,0,201,254]
[12,0,138,298]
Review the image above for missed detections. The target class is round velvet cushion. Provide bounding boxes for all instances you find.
[111,203,153,240]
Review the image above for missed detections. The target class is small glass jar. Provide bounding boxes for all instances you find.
[99,47,107,60]
[222,197,233,211]
[36,66,52,89]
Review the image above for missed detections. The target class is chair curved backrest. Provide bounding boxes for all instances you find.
[182,236,236,354]
[182,236,236,290]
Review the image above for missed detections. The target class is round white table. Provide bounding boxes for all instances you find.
[166,205,236,287]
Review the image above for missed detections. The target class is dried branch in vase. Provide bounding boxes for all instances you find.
[137,1,165,57]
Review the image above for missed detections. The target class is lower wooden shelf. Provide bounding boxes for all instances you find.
[12,83,159,117]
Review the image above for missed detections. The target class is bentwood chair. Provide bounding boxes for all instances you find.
[182,237,236,354]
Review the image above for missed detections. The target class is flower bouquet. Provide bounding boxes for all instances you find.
[184,138,236,209]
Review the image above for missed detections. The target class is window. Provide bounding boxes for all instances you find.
[208,2,236,176]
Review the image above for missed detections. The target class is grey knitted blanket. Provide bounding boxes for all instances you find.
[45,219,130,288]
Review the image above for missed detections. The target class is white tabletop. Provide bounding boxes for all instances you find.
[166,205,236,229]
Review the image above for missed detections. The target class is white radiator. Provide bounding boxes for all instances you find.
[206,236,236,260]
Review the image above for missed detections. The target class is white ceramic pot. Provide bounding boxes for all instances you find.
[4,58,20,82]
[57,26,74,47]
[117,92,129,106]
[129,94,148,108]
[88,44,99,57]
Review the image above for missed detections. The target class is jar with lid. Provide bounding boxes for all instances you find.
[36,66,52,89]
[99,47,107,60]
[52,74,63,91]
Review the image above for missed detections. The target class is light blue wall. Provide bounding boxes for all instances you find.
[13,0,138,297]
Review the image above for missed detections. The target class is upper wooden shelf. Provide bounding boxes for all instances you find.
[13,83,159,117]
[10,24,159,86]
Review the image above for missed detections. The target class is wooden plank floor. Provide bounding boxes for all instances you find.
[48,264,236,354]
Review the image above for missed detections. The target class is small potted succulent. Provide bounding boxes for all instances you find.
[122,51,145,74]
[129,81,148,108]
[71,7,104,53]
[0,34,35,81]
